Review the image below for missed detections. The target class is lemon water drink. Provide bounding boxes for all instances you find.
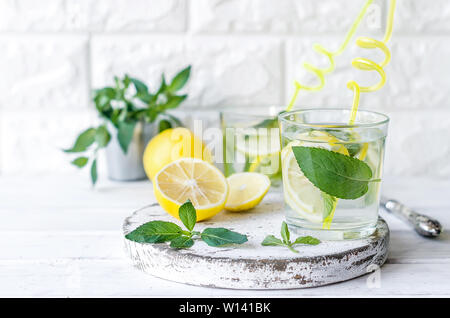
[221,109,282,187]
[279,109,389,240]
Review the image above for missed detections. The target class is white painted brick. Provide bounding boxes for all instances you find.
[0,35,89,110]
[386,37,450,109]
[0,110,97,175]
[0,0,89,31]
[285,36,387,110]
[395,0,450,32]
[285,36,450,111]
[190,0,385,34]
[88,0,186,32]
[0,0,186,32]
[384,110,450,178]
[91,36,283,108]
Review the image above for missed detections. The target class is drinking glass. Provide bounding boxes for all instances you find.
[220,107,283,187]
[278,109,389,240]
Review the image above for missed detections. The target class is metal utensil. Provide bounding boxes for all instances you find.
[380,196,443,237]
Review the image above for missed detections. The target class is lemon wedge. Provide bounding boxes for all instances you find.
[225,172,271,212]
[153,158,228,221]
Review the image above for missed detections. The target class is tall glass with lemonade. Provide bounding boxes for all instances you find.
[278,109,388,240]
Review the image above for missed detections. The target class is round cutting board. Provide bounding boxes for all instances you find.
[123,192,389,289]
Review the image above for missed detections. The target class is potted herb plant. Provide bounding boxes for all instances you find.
[64,66,191,185]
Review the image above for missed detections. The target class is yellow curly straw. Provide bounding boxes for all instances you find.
[348,0,396,124]
[322,0,397,229]
[286,0,374,112]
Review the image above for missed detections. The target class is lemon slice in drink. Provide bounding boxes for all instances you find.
[281,131,348,223]
[153,158,228,221]
[225,172,271,212]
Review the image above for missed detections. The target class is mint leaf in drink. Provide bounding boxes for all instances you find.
[125,221,182,243]
[201,228,248,247]
[322,193,337,219]
[179,200,197,231]
[292,146,378,200]
[261,235,284,246]
[293,236,321,245]
[170,236,194,249]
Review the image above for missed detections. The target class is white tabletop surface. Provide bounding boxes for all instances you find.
[1,175,449,297]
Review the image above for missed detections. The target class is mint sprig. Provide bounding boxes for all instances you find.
[64,66,191,186]
[261,221,320,253]
[125,201,248,249]
[292,146,380,200]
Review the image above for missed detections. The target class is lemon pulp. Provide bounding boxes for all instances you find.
[153,158,228,221]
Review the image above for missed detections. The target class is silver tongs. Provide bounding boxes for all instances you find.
[380,196,443,237]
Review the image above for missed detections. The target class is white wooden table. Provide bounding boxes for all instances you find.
[1,175,449,297]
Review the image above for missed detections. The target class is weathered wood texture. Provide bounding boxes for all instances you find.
[1,175,448,296]
[123,193,389,289]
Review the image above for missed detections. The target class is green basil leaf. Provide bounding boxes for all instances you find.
[292,146,375,200]
[125,221,183,243]
[64,128,96,153]
[280,221,290,244]
[294,236,321,246]
[178,200,197,231]
[95,125,111,148]
[201,228,248,247]
[261,235,284,246]
[167,65,191,93]
[71,157,89,168]
[117,121,136,154]
[170,236,194,249]
[90,159,98,185]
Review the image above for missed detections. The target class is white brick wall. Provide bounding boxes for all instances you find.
[0,0,449,178]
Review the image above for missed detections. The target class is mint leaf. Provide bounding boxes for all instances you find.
[179,200,197,231]
[71,157,88,168]
[261,222,321,254]
[167,65,191,93]
[292,146,377,200]
[130,77,148,95]
[261,235,284,246]
[90,159,98,185]
[64,127,96,153]
[95,125,111,148]
[294,236,321,245]
[158,119,172,133]
[280,221,290,244]
[117,121,136,154]
[162,95,187,110]
[170,236,194,249]
[126,221,182,243]
[322,193,337,219]
[201,228,248,247]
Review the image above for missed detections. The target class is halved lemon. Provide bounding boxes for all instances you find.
[225,172,271,212]
[281,131,348,223]
[153,158,228,221]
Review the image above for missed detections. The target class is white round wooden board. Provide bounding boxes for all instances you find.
[123,192,389,289]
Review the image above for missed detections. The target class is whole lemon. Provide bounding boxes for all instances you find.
[143,127,211,180]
